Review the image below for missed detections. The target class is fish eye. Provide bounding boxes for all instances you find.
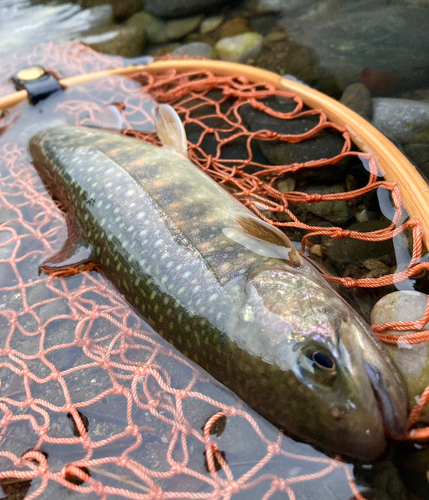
[298,346,337,384]
[310,350,335,372]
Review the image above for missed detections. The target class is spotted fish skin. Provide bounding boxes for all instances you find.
[29,125,407,461]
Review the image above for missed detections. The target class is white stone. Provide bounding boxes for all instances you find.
[215,32,263,64]
[172,42,215,59]
[371,291,429,378]
[371,290,429,335]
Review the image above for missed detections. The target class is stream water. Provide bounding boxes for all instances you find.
[1,1,429,499]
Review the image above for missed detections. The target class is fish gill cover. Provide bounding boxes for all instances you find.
[0,42,429,499]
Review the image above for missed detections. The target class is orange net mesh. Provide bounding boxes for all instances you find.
[0,42,428,498]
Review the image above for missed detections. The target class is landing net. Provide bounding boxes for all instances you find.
[0,42,428,499]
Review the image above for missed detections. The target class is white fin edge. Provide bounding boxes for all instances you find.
[223,211,302,266]
[155,104,188,158]
[222,227,293,260]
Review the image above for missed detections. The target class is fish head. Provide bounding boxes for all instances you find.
[231,265,408,461]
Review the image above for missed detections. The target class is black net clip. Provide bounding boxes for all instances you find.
[10,66,64,105]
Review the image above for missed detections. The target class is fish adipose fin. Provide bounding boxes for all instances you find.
[40,217,96,278]
[154,104,188,158]
[223,212,302,267]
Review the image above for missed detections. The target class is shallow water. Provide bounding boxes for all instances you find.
[1,1,429,499]
[0,0,112,57]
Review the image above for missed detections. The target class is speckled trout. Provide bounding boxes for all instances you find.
[29,105,407,461]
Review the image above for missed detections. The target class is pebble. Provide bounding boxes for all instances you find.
[356,208,377,222]
[325,219,394,271]
[200,15,224,34]
[371,98,429,144]
[371,290,429,419]
[277,177,296,193]
[309,244,323,258]
[172,42,215,58]
[164,16,203,42]
[215,32,263,64]
[219,18,250,39]
[304,184,354,225]
[144,0,228,18]
[127,12,202,44]
[111,0,143,20]
[340,83,373,121]
[361,258,390,278]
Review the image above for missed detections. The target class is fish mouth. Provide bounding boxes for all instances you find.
[339,317,408,458]
[351,316,408,439]
[365,358,408,438]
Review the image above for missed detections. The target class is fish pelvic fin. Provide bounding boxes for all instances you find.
[39,215,96,278]
[155,104,188,158]
[222,211,302,267]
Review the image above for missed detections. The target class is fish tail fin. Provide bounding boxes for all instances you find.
[155,104,188,158]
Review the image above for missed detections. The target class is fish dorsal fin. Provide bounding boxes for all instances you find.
[154,104,188,158]
[223,212,302,267]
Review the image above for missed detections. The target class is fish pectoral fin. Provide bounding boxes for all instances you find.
[154,104,188,158]
[223,212,302,267]
[40,226,96,277]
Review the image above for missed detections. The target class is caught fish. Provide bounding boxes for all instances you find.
[29,105,407,461]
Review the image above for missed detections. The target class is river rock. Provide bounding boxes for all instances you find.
[304,184,354,225]
[371,291,429,335]
[144,0,231,18]
[77,0,142,21]
[403,143,429,179]
[371,98,429,144]
[215,32,263,63]
[239,99,349,179]
[340,83,373,121]
[200,15,224,34]
[81,23,146,57]
[277,0,429,94]
[325,219,394,271]
[127,12,202,44]
[219,18,250,39]
[371,290,429,420]
[112,0,143,19]
[277,177,295,193]
[254,26,341,97]
[401,87,429,103]
[172,42,215,58]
